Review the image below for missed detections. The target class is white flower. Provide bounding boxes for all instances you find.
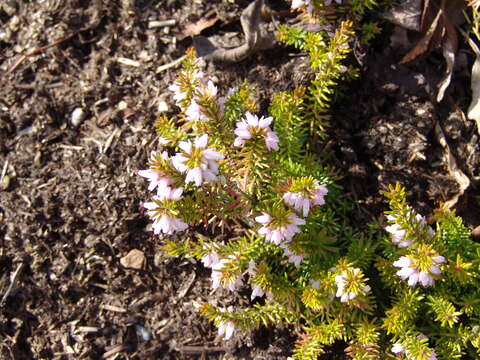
[211,259,243,291]
[251,284,265,300]
[334,268,370,303]
[393,255,444,287]
[171,134,224,186]
[391,343,405,354]
[144,198,188,235]
[256,212,305,245]
[291,0,310,9]
[201,251,220,268]
[234,112,279,151]
[217,320,235,340]
[325,0,343,5]
[282,246,306,267]
[283,181,328,217]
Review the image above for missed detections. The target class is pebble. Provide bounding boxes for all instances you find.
[157,100,169,113]
[71,108,86,127]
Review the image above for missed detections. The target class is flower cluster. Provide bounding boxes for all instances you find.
[234,112,279,151]
[172,134,224,187]
[283,179,328,217]
[392,335,438,360]
[334,268,371,303]
[385,210,435,248]
[215,307,236,340]
[393,254,445,287]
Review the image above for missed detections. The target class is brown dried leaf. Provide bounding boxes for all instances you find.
[193,0,276,63]
[399,7,442,64]
[177,16,218,41]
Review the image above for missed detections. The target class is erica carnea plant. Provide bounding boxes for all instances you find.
[137,1,480,359]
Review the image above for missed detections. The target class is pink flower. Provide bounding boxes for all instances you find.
[211,259,244,291]
[283,182,328,217]
[138,151,173,192]
[233,112,279,151]
[391,343,405,354]
[171,134,224,186]
[251,284,264,300]
[282,246,306,267]
[393,255,444,287]
[201,251,220,268]
[334,268,371,303]
[385,211,434,248]
[216,308,236,341]
[291,0,310,9]
[185,100,209,122]
[143,198,188,234]
[168,83,187,105]
[256,212,305,245]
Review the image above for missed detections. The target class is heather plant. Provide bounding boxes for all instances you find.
[138,2,480,359]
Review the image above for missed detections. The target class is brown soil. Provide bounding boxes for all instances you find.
[1,1,479,359]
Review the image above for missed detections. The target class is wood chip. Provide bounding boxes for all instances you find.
[117,57,141,67]
[148,19,176,29]
[101,304,127,313]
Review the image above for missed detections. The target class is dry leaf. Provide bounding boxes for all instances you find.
[177,16,218,41]
[434,122,470,209]
[193,0,276,63]
[379,0,422,31]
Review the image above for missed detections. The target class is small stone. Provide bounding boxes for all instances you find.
[157,100,169,113]
[120,249,145,270]
[118,101,128,110]
[1,175,10,190]
[71,108,86,127]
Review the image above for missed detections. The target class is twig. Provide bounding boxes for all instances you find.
[1,263,24,307]
[8,32,78,73]
[0,160,8,185]
[156,55,186,73]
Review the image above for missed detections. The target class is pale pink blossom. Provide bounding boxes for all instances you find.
[138,151,173,192]
[385,211,434,248]
[201,251,220,268]
[246,260,257,276]
[216,308,236,341]
[185,100,209,122]
[171,134,224,186]
[291,0,310,9]
[143,199,188,234]
[234,112,279,151]
[256,212,305,245]
[217,320,235,340]
[282,247,306,267]
[168,83,187,105]
[211,259,243,291]
[251,284,265,300]
[391,343,405,354]
[393,255,444,287]
[334,268,371,303]
[283,182,328,216]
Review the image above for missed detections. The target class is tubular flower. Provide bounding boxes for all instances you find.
[143,197,188,235]
[385,210,435,248]
[283,180,328,217]
[216,307,235,340]
[171,134,224,186]
[393,254,445,287]
[211,259,244,291]
[233,112,279,151]
[138,151,173,193]
[281,246,306,267]
[255,212,305,245]
[334,268,371,303]
[291,0,310,9]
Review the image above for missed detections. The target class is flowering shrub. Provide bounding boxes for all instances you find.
[137,3,480,359]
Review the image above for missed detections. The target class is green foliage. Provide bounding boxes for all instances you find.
[138,4,480,359]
